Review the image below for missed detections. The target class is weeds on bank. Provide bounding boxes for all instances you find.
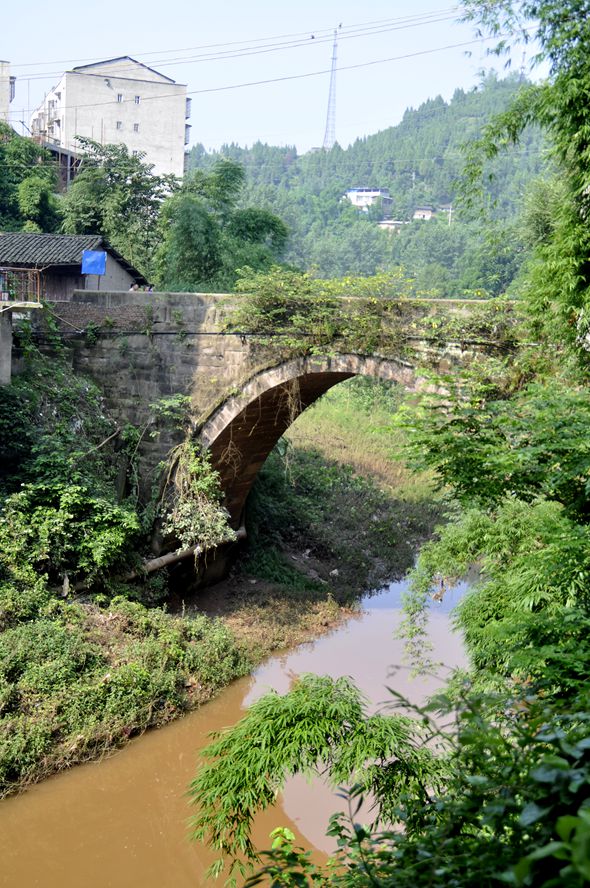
[0,351,250,798]
[240,378,442,605]
[0,575,251,797]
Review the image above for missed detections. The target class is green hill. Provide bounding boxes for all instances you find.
[187,74,548,295]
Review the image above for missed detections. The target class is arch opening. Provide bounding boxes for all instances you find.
[199,354,419,527]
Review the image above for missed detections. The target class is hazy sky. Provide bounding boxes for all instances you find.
[5,0,529,153]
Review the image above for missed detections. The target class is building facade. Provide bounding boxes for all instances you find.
[412,206,436,221]
[30,57,190,178]
[344,188,393,213]
[0,61,15,123]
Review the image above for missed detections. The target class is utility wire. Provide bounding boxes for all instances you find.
[13,34,505,118]
[11,9,459,74]
[16,16,460,85]
[21,16,459,81]
[0,145,547,173]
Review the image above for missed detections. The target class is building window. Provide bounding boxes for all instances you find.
[116,121,122,130]
[132,150,139,156]
[117,93,123,103]
[133,123,139,132]
[134,95,140,104]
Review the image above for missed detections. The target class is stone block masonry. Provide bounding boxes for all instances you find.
[0,312,11,386]
[25,290,519,533]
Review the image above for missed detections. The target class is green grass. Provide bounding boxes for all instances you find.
[241,378,442,602]
[286,377,436,502]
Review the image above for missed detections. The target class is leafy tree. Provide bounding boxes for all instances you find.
[460,0,590,356]
[61,138,178,277]
[155,160,289,291]
[225,207,288,252]
[155,193,223,290]
[17,175,61,232]
[397,379,590,519]
[0,122,60,231]
[519,176,566,250]
[190,674,434,883]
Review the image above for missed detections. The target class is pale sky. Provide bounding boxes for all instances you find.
[5,0,531,154]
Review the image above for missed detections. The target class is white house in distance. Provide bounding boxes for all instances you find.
[344,188,393,213]
[412,205,436,221]
[30,57,190,178]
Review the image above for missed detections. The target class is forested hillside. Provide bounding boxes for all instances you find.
[187,74,548,294]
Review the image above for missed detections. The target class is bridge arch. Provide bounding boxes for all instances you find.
[198,353,421,527]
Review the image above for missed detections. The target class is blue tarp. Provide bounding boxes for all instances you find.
[81,250,107,275]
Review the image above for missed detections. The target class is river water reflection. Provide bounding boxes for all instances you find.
[0,578,467,888]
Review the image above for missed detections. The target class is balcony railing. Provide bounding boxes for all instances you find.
[0,267,44,311]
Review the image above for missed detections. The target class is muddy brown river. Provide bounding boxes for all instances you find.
[0,579,467,888]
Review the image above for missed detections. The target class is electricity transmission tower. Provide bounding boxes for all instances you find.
[322,29,338,150]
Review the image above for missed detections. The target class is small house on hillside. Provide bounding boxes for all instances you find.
[344,188,393,213]
[377,219,408,234]
[0,232,147,300]
[412,205,436,221]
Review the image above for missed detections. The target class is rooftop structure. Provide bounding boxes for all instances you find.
[0,232,147,299]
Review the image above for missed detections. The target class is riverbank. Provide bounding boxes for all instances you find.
[0,377,442,799]
[0,578,466,888]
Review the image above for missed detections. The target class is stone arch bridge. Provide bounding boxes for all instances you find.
[29,289,517,542]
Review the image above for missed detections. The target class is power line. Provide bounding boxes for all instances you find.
[186,36,522,98]
[0,144,547,173]
[15,14,460,85]
[11,9,459,74]
[13,34,505,118]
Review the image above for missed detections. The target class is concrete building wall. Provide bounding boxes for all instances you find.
[0,61,14,123]
[0,312,11,385]
[30,58,188,178]
[82,255,136,292]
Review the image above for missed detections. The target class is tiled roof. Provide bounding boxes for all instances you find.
[0,232,148,284]
[0,233,103,266]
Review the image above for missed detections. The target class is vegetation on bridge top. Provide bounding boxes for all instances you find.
[227,265,521,360]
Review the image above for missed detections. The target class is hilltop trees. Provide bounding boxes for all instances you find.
[186,75,547,290]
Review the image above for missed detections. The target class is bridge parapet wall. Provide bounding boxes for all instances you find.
[37,290,514,427]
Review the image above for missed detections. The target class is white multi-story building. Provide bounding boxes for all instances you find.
[0,61,16,123]
[344,188,393,212]
[30,57,190,178]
